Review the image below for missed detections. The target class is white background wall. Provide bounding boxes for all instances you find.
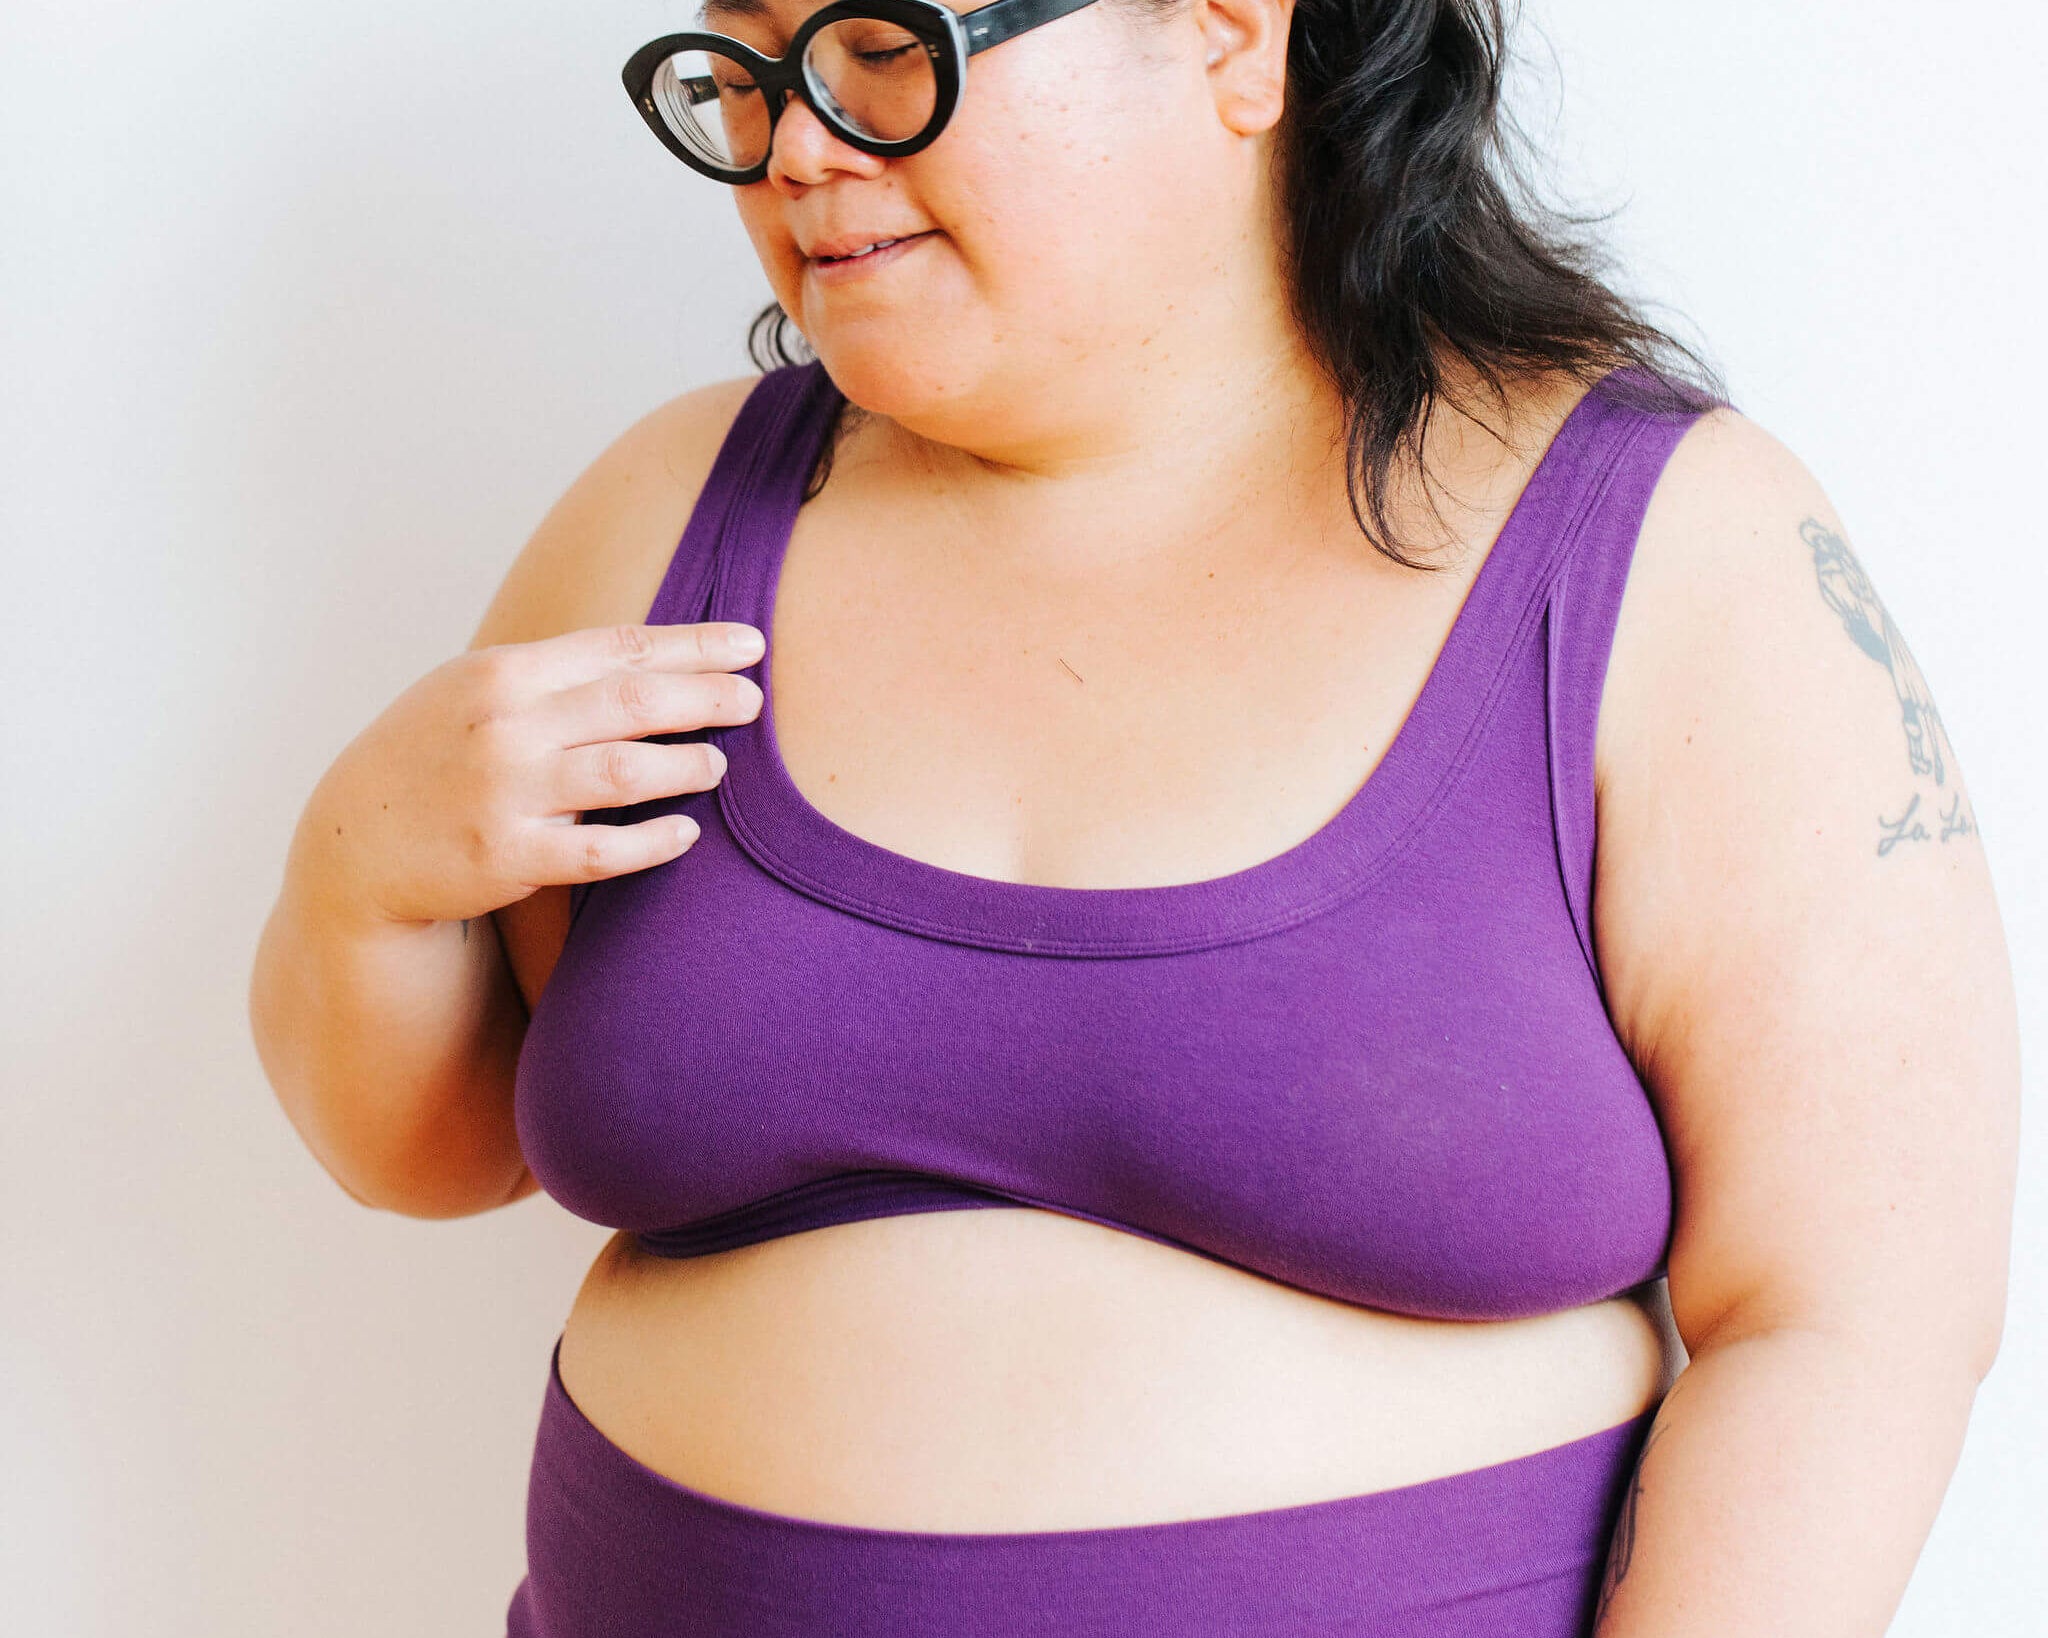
[3,0,2040,1631]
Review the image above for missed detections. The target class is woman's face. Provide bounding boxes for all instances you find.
[713,0,1292,437]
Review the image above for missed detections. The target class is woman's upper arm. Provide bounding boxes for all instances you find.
[470,375,758,1017]
[1592,407,2020,1378]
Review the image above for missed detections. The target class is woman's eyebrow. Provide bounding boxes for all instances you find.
[697,0,773,23]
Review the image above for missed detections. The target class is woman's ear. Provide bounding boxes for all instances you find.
[1196,0,1293,136]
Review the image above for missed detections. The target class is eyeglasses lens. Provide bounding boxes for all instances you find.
[648,21,940,174]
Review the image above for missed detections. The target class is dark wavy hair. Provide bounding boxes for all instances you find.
[745,0,1726,567]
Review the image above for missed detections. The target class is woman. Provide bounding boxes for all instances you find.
[247,0,2019,1632]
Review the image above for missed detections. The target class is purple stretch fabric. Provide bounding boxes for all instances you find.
[508,1334,1659,1637]
[505,358,1721,1633]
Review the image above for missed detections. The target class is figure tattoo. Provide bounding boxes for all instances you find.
[1801,517,1978,853]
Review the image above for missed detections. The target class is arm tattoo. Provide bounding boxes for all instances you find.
[1800,517,1978,854]
[1590,1382,1679,1633]
[1803,517,1948,783]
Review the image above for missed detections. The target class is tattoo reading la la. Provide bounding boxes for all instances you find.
[1802,517,1979,857]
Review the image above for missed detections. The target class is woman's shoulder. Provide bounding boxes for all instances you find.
[468,373,761,1017]
[466,373,763,655]
[1592,384,1992,1079]
[1595,397,1836,800]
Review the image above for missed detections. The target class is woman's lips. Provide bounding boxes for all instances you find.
[807,231,937,280]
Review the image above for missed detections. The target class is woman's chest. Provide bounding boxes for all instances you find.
[763,497,1493,892]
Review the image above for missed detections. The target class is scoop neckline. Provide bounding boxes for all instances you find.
[711,361,1631,957]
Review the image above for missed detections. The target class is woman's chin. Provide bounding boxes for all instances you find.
[808,341,986,421]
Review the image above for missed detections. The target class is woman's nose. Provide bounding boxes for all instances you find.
[766,88,889,189]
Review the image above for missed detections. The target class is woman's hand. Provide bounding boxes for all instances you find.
[305,620,766,928]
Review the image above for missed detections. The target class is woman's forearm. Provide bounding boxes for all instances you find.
[1591,1321,1987,1637]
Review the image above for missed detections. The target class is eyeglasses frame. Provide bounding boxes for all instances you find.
[622,0,1105,184]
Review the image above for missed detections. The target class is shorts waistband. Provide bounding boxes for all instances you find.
[509,1332,1658,1636]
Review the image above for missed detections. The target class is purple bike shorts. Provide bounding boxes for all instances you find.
[505,1333,1656,1635]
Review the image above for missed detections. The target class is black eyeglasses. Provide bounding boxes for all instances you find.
[623,0,1104,185]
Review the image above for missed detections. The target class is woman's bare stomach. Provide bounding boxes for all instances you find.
[554,1203,1679,1533]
